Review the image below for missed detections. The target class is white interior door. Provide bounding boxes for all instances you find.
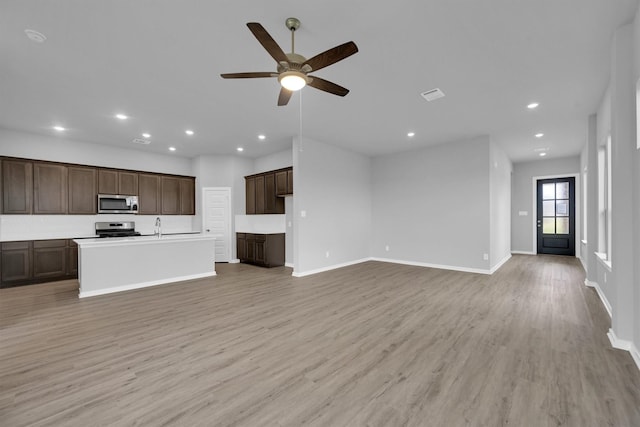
[202,187,231,262]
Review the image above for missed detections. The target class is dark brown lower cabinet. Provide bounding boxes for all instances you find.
[0,239,79,288]
[33,240,67,279]
[1,241,31,284]
[236,233,285,268]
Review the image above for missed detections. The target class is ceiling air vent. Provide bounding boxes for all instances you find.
[421,88,445,102]
[131,138,151,145]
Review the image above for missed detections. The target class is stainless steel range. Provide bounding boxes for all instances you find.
[95,221,141,238]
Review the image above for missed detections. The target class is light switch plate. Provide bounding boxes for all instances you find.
[519,211,528,216]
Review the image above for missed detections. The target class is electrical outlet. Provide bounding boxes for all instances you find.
[300,210,306,218]
[385,245,390,252]
[325,251,330,258]
[483,253,489,261]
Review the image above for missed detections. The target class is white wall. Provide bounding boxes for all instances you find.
[371,136,491,272]
[633,1,640,363]
[510,156,580,254]
[293,137,372,275]
[253,148,293,173]
[489,141,512,270]
[0,128,192,175]
[580,6,640,368]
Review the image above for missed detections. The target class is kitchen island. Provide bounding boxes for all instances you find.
[74,234,216,298]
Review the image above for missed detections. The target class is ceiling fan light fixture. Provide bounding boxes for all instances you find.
[279,71,307,91]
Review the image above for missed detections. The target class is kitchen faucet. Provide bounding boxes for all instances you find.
[154,217,162,238]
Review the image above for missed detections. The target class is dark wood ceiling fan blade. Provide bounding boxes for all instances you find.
[220,72,276,79]
[307,76,349,96]
[303,41,358,72]
[277,87,293,106]
[246,22,289,64]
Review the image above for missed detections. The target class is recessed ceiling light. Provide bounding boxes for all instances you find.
[24,29,46,43]
[142,133,151,138]
[258,134,266,140]
[237,147,244,152]
[169,147,176,151]
[527,102,539,109]
[185,130,194,136]
[535,133,544,138]
[539,152,547,157]
[407,132,415,137]
[115,113,128,120]
[52,126,65,132]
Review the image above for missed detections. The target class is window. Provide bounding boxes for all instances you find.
[597,135,612,261]
[582,169,587,240]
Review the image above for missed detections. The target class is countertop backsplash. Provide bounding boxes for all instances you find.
[0,215,197,242]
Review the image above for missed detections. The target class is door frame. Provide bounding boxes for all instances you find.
[531,173,580,256]
[201,187,232,263]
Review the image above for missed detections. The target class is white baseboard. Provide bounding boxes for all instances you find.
[608,328,640,372]
[370,257,491,275]
[511,250,536,255]
[584,279,612,318]
[490,254,511,274]
[285,262,294,268]
[79,271,217,298]
[229,259,240,264]
[292,258,371,277]
[292,254,511,278]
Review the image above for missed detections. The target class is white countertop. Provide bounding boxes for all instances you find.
[74,233,214,247]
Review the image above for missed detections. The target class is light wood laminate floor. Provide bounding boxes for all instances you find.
[1,255,639,426]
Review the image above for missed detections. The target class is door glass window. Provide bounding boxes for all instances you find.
[543,218,555,233]
[542,182,570,234]
[542,183,555,200]
[556,218,569,234]
[543,200,555,216]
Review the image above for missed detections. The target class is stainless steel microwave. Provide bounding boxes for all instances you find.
[97,194,139,214]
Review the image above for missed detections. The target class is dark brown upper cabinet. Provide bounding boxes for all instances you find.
[246,177,256,214]
[33,162,68,214]
[68,166,97,214]
[161,176,181,215]
[246,167,291,215]
[275,167,293,196]
[98,169,138,195]
[138,173,161,215]
[255,175,265,214]
[264,172,284,214]
[2,159,33,214]
[180,177,195,215]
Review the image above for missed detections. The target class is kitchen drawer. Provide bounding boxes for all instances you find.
[33,239,67,248]
[1,241,30,251]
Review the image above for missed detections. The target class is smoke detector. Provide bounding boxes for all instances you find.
[131,138,151,145]
[421,88,445,102]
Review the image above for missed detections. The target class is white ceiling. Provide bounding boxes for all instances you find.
[1,0,638,162]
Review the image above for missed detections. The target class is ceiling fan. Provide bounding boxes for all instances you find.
[220,18,358,106]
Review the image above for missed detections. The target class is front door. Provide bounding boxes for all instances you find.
[536,177,575,256]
